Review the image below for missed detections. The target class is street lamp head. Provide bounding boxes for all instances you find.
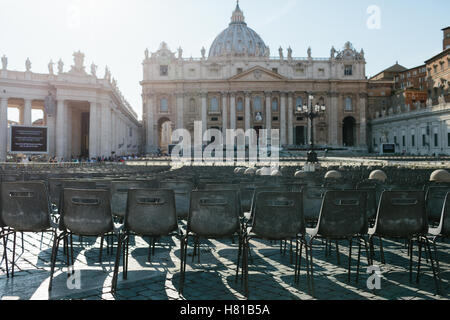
[303,105,308,112]
[321,105,326,112]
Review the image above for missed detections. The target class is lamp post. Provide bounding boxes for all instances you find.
[297,94,326,163]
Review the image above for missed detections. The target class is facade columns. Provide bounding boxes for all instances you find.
[230,92,236,130]
[280,92,287,145]
[265,91,272,132]
[0,98,8,162]
[221,92,228,133]
[46,112,56,157]
[244,92,251,132]
[146,93,155,153]
[329,92,339,146]
[101,103,112,157]
[89,101,98,158]
[24,99,32,126]
[201,92,207,134]
[55,99,66,160]
[359,93,367,148]
[287,92,294,145]
[176,92,184,130]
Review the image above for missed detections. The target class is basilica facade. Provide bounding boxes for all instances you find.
[142,3,369,153]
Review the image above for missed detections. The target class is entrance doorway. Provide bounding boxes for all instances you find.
[295,126,306,145]
[81,112,89,157]
[343,117,356,147]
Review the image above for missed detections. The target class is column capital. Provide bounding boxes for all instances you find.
[327,92,340,98]
[244,91,252,98]
[229,91,237,98]
[200,91,208,98]
[264,91,272,97]
[358,92,368,99]
[220,91,229,96]
[175,91,185,98]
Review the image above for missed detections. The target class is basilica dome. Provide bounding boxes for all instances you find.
[208,3,268,59]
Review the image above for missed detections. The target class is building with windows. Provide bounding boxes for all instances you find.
[0,51,141,161]
[370,27,450,155]
[141,3,369,153]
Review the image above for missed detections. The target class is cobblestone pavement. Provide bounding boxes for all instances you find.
[0,228,448,300]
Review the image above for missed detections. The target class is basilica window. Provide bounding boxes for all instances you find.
[345,97,353,111]
[237,98,244,112]
[210,97,219,113]
[344,65,353,76]
[296,97,303,112]
[160,65,168,76]
[160,98,169,113]
[272,98,279,112]
[253,97,263,112]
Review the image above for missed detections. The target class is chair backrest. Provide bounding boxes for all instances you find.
[426,186,450,223]
[239,182,265,212]
[303,185,327,223]
[125,189,178,236]
[374,191,428,238]
[110,180,158,218]
[188,190,240,238]
[252,191,305,240]
[316,191,368,238]
[61,188,113,236]
[159,180,194,219]
[1,182,51,232]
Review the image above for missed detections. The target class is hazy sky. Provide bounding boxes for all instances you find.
[0,0,448,122]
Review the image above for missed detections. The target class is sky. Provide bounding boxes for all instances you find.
[0,0,449,122]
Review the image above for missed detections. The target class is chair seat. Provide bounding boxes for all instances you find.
[428,227,441,237]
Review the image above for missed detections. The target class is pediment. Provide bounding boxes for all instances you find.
[229,66,287,81]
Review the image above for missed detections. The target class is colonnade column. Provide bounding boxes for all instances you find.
[244,92,251,132]
[146,93,155,153]
[230,92,236,130]
[24,99,32,126]
[359,93,367,148]
[55,100,66,160]
[176,92,184,130]
[0,98,8,161]
[101,104,112,157]
[265,91,272,133]
[201,92,207,135]
[330,93,339,146]
[287,92,294,145]
[280,92,287,145]
[222,92,228,136]
[89,101,98,158]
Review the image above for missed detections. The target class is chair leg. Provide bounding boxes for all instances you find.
[2,233,9,278]
[356,238,362,283]
[362,236,371,266]
[308,241,315,297]
[432,238,442,283]
[348,238,353,283]
[294,237,299,284]
[243,237,249,298]
[111,234,123,293]
[416,237,423,284]
[424,237,441,295]
[335,241,340,265]
[99,236,104,264]
[409,238,413,283]
[12,232,16,278]
[379,236,385,264]
[21,232,24,253]
[48,232,64,291]
[235,234,242,283]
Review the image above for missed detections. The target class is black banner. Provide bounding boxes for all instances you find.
[10,126,48,154]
